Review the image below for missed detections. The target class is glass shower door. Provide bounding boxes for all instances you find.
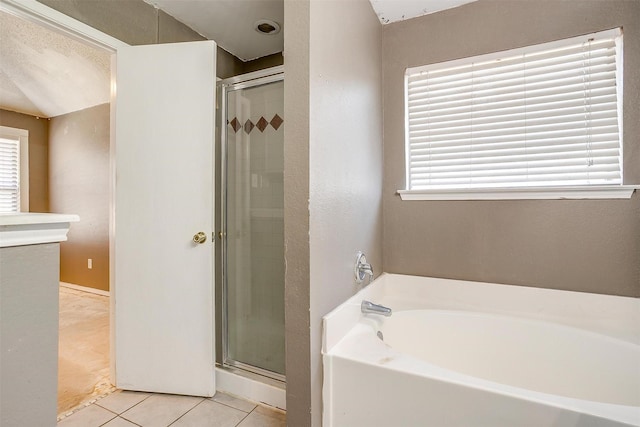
[223,76,285,379]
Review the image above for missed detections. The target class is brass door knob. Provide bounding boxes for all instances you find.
[193,231,207,244]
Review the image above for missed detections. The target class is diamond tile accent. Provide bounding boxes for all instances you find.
[256,117,269,132]
[244,119,254,134]
[229,115,283,134]
[270,114,283,131]
[229,118,241,133]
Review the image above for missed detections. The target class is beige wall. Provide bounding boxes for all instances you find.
[0,109,49,212]
[284,0,383,425]
[382,0,640,297]
[1,243,60,426]
[49,104,110,292]
[283,1,311,424]
[242,52,284,74]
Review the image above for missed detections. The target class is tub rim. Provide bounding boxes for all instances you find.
[322,273,640,426]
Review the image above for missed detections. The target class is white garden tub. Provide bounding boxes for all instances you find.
[322,274,640,427]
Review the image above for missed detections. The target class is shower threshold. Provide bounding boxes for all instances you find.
[221,359,285,385]
[216,364,286,410]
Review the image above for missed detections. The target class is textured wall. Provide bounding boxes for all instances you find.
[382,0,640,297]
[283,0,311,424]
[284,0,384,425]
[0,243,60,427]
[307,1,383,425]
[49,104,110,291]
[0,109,49,212]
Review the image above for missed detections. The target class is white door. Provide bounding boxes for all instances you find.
[114,41,216,396]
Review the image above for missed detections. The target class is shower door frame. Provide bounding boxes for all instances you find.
[219,66,285,383]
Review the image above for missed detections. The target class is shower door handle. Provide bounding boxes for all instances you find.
[193,231,207,244]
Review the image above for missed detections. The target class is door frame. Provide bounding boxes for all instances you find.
[219,67,285,383]
[0,0,127,382]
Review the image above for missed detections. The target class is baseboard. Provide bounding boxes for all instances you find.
[60,281,110,297]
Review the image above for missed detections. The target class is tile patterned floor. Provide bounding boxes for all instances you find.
[57,390,286,427]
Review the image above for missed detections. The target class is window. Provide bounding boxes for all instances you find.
[400,28,633,200]
[0,126,29,213]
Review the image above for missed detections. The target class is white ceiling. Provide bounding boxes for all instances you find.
[0,11,110,118]
[370,0,478,24]
[145,0,284,62]
[144,0,477,61]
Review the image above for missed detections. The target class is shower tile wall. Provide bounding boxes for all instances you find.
[226,80,285,375]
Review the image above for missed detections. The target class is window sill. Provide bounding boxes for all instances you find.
[397,186,639,201]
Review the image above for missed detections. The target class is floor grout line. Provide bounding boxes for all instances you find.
[118,414,136,425]
[121,417,143,427]
[117,416,143,427]
[117,395,160,425]
[107,392,154,416]
[210,398,256,413]
[97,413,118,427]
[57,386,117,422]
[234,409,252,427]
[166,398,206,427]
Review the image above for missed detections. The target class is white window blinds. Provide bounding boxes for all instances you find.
[0,136,20,213]
[405,28,623,191]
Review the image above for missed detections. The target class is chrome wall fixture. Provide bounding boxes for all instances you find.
[354,251,374,285]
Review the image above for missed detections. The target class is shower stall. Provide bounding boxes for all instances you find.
[218,66,285,383]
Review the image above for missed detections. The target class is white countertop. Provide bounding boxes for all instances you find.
[0,212,79,226]
[0,213,79,247]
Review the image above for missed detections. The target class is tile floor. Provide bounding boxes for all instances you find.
[57,390,286,427]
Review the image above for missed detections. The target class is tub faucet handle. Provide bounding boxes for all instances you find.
[355,251,374,284]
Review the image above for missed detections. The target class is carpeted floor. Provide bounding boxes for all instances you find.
[58,286,112,416]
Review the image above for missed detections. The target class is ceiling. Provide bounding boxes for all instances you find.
[370,0,478,24]
[145,0,283,62]
[0,0,477,119]
[145,0,478,61]
[0,11,110,118]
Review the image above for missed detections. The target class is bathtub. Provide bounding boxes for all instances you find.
[322,274,640,427]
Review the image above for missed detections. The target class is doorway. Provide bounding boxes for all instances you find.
[0,6,114,416]
[2,0,285,411]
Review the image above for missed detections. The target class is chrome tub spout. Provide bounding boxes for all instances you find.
[361,300,392,317]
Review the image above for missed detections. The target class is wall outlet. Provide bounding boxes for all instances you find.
[88,259,92,269]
